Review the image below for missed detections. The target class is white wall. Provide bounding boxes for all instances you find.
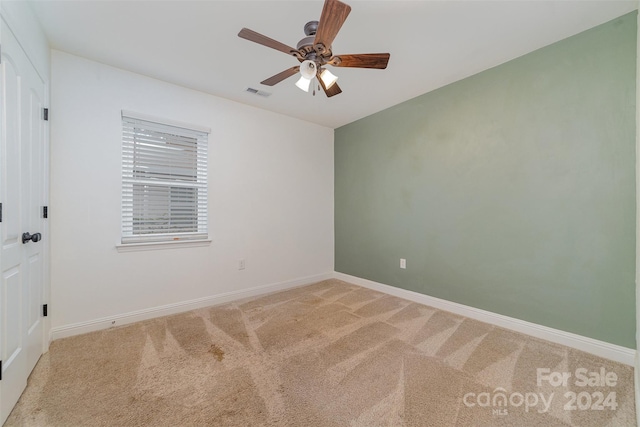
[50,51,334,334]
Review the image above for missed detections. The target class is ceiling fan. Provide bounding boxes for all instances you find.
[238,0,390,98]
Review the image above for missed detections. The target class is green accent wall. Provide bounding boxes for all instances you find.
[335,12,637,348]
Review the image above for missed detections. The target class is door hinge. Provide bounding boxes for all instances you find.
[43,304,48,317]
[0,202,2,222]
[43,206,48,219]
[0,360,3,381]
[43,108,49,121]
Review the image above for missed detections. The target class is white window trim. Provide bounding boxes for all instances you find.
[116,239,212,253]
[121,110,211,134]
[120,111,210,248]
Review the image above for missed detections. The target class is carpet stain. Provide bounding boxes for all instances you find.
[208,306,252,348]
[208,344,225,362]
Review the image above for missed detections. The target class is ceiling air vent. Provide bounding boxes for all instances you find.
[245,87,272,98]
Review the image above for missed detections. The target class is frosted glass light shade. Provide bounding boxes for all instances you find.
[295,76,311,92]
[299,60,317,79]
[320,69,338,89]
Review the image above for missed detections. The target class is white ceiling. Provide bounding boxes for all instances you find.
[30,0,637,129]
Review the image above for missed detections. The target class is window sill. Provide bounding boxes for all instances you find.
[116,239,212,253]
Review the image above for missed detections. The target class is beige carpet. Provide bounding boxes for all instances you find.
[6,279,636,426]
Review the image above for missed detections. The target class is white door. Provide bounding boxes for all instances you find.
[0,18,47,425]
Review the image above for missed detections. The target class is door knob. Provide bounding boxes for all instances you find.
[22,232,42,244]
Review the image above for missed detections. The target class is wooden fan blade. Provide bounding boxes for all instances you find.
[332,53,390,69]
[319,78,342,98]
[238,28,297,55]
[314,0,351,51]
[261,66,300,86]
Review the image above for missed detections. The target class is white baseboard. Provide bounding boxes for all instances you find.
[334,272,636,366]
[50,272,334,340]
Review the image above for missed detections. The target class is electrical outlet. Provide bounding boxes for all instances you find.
[400,258,406,269]
[239,259,246,270]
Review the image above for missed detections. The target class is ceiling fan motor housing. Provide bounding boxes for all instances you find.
[296,36,316,52]
[304,21,318,36]
[297,21,332,62]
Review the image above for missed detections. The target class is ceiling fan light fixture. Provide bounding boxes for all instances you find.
[296,60,317,92]
[299,60,317,80]
[295,75,312,92]
[319,69,338,89]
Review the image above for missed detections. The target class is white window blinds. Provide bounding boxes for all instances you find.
[121,112,208,244]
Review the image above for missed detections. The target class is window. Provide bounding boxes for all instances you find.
[121,111,209,245]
